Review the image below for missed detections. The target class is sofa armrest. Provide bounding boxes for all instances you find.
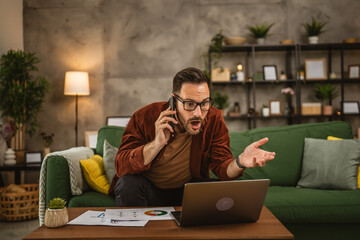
[45,155,72,207]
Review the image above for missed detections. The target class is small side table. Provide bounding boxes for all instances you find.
[0,163,41,186]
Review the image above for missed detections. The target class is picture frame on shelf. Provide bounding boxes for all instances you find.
[25,152,42,165]
[263,65,278,81]
[85,131,98,148]
[348,65,360,79]
[106,116,131,127]
[269,100,282,116]
[343,101,360,114]
[305,58,327,80]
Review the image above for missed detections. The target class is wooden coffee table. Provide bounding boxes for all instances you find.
[24,206,293,240]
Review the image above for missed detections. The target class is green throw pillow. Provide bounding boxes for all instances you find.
[103,139,118,184]
[297,138,360,190]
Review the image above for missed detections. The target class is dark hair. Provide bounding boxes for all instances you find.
[172,67,210,93]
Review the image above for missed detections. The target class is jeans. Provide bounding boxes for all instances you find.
[114,174,185,207]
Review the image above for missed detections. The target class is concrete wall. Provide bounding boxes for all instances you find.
[22,0,360,152]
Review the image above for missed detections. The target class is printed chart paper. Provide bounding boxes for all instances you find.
[67,210,148,227]
[105,207,175,221]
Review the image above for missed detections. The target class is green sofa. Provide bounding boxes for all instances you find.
[42,121,360,239]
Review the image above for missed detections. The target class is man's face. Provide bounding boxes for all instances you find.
[175,82,210,135]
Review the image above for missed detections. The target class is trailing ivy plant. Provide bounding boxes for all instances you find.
[0,50,50,136]
[202,30,225,78]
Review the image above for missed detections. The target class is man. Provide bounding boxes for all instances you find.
[109,67,275,207]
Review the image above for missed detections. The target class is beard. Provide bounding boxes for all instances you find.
[176,112,204,136]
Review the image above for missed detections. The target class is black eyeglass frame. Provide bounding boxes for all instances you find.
[173,94,214,112]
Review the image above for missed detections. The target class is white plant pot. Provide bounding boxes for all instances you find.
[262,108,270,117]
[308,36,319,44]
[256,38,265,45]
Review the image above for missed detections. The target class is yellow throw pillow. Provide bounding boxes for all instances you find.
[80,155,110,194]
[327,136,360,189]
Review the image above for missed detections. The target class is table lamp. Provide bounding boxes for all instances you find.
[64,71,90,146]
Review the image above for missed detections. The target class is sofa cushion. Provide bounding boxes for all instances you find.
[265,186,360,223]
[80,155,109,195]
[297,138,360,190]
[103,139,118,184]
[68,191,116,207]
[96,126,126,156]
[234,121,353,186]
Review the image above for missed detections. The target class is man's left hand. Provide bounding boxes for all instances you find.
[239,137,275,168]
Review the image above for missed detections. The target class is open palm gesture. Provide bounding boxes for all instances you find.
[240,137,275,168]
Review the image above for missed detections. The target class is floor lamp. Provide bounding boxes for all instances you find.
[64,71,90,147]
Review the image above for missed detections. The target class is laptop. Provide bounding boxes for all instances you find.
[171,179,270,227]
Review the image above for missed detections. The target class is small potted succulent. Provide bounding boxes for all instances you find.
[44,198,68,228]
[313,83,338,116]
[247,22,274,45]
[213,91,229,116]
[303,17,327,44]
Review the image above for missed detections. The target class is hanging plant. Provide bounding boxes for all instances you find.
[202,30,226,78]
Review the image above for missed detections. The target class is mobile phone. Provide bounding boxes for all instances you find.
[168,97,176,130]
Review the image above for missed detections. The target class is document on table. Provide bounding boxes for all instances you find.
[104,207,176,221]
[67,210,148,227]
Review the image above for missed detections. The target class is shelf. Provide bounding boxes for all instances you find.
[212,80,298,85]
[209,42,360,130]
[210,43,360,53]
[224,115,294,120]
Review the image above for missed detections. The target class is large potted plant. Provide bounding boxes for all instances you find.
[313,83,338,116]
[247,22,274,45]
[213,91,229,116]
[303,17,327,44]
[0,50,49,161]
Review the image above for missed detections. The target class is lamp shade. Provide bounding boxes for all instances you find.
[64,71,90,96]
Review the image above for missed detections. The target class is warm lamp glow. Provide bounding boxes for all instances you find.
[64,71,90,96]
[237,63,243,71]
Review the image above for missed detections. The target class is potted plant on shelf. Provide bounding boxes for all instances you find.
[0,50,50,163]
[313,83,338,116]
[213,91,229,116]
[44,197,68,228]
[247,22,274,45]
[0,120,16,165]
[303,17,328,44]
[202,30,226,79]
[39,132,55,157]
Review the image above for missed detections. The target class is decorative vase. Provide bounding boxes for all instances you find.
[308,36,319,44]
[43,147,51,157]
[4,148,16,166]
[256,38,265,45]
[323,105,333,116]
[44,207,68,228]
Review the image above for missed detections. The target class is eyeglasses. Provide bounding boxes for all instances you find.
[174,94,214,111]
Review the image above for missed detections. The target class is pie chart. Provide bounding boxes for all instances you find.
[144,210,168,216]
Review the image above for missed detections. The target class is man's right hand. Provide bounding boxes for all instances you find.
[154,107,178,148]
[143,107,177,165]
